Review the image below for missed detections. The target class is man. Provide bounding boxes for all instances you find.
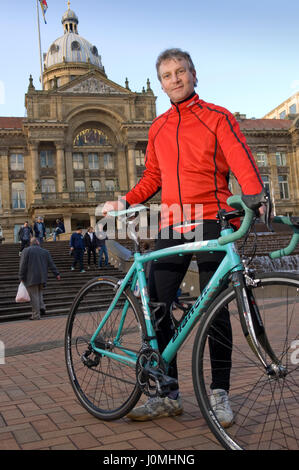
[19,238,60,320]
[96,225,109,268]
[102,48,265,424]
[70,226,86,273]
[53,218,65,242]
[33,216,46,245]
[84,226,97,268]
[18,222,33,255]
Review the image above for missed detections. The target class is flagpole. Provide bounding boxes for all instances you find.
[36,0,44,90]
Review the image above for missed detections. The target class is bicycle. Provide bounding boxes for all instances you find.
[65,194,299,450]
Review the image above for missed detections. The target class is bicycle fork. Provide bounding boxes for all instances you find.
[232,272,288,378]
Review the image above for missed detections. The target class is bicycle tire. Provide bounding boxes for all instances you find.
[192,272,299,450]
[65,276,146,420]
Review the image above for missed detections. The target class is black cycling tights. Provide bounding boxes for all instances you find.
[148,221,232,392]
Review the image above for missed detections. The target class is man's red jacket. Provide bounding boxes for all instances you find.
[125,92,264,229]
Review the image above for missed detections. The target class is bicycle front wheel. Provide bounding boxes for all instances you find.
[65,276,146,420]
[192,272,299,450]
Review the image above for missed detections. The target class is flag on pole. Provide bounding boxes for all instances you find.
[39,0,48,24]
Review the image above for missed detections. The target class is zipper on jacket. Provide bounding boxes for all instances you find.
[175,104,188,225]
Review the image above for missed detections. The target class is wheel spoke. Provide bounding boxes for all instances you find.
[65,277,144,419]
[193,274,299,450]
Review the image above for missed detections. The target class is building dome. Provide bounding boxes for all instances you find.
[43,3,104,72]
[44,34,103,69]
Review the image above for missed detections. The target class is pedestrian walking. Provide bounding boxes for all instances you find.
[96,226,108,268]
[18,222,33,255]
[84,226,97,269]
[33,216,46,245]
[19,238,60,320]
[70,226,86,273]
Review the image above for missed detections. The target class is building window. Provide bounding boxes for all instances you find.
[71,41,81,51]
[104,153,114,170]
[135,149,145,166]
[41,178,56,193]
[289,103,296,114]
[12,182,26,209]
[10,154,24,171]
[256,152,268,167]
[88,153,99,170]
[74,180,86,192]
[105,180,115,191]
[91,180,101,191]
[275,152,287,166]
[278,175,289,199]
[261,175,270,194]
[73,153,84,170]
[279,110,286,119]
[40,150,54,168]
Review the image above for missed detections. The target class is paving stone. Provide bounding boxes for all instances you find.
[69,432,100,449]
[130,436,163,450]
[0,438,20,450]
[13,425,41,445]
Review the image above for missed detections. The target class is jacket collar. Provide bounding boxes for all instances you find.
[170,91,199,111]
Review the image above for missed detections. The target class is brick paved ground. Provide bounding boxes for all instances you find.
[0,316,222,451]
[1,303,297,452]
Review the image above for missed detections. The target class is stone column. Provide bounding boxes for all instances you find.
[90,214,96,227]
[0,149,11,209]
[290,132,299,201]
[64,214,72,234]
[65,146,73,191]
[56,143,66,193]
[127,142,137,189]
[29,143,40,195]
[117,145,128,190]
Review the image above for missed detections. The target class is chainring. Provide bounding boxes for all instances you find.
[136,347,166,397]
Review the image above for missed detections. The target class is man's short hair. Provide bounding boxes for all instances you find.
[156,48,198,86]
[30,237,40,246]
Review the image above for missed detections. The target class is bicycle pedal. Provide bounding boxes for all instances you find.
[147,368,178,397]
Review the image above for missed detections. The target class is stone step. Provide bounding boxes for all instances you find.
[0,240,127,322]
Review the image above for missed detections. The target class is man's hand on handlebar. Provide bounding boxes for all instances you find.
[101,199,126,216]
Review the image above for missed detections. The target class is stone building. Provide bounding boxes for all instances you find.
[263,91,299,120]
[0,4,299,243]
[229,114,299,217]
[0,5,156,242]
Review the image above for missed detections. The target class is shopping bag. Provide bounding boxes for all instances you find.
[15,282,30,303]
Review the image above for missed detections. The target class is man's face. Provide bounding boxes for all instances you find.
[159,58,197,103]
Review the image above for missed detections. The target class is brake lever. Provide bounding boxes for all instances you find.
[259,192,274,232]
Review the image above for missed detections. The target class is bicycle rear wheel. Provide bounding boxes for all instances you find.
[192,272,299,450]
[65,276,145,420]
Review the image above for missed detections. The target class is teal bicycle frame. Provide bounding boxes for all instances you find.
[89,194,299,373]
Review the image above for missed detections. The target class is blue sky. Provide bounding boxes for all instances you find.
[0,0,298,118]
